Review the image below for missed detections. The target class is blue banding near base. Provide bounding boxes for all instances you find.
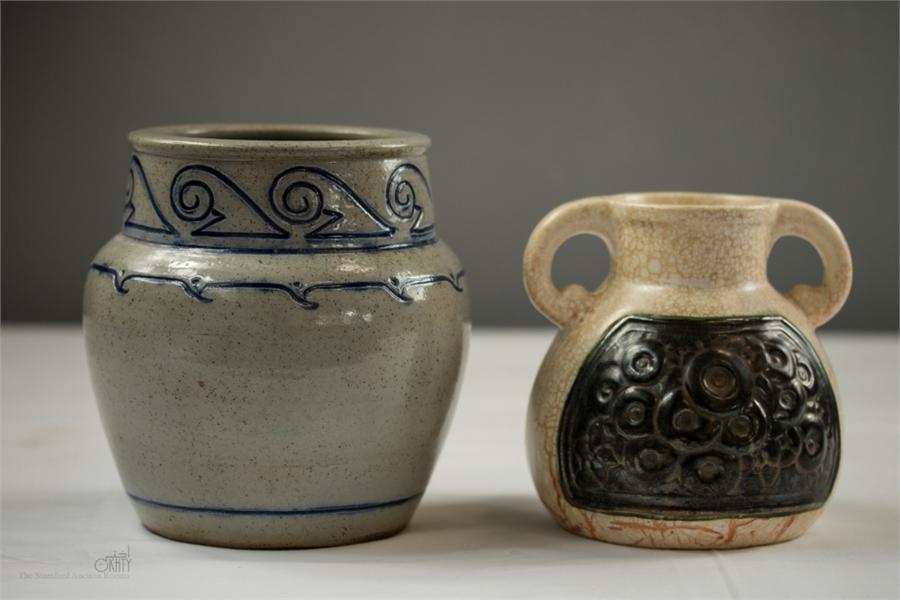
[126,492,422,516]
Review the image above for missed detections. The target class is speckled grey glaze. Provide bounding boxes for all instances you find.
[83,124,469,548]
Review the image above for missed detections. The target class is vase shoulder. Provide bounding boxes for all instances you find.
[87,233,465,314]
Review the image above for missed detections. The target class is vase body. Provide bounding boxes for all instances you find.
[523,192,851,549]
[83,124,469,548]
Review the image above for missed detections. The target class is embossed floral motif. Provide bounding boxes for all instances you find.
[559,317,840,515]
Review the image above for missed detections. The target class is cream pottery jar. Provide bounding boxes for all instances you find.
[524,193,851,549]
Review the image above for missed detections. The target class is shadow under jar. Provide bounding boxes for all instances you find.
[83,124,470,548]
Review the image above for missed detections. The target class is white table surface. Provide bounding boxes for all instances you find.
[2,326,898,599]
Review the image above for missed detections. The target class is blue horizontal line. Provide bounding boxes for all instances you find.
[126,492,421,516]
[121,233,438,254]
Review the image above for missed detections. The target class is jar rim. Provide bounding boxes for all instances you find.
[609,192,778,211]
[128,123,431,160]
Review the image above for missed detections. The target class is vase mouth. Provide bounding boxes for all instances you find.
[128,123,431,160]
[611,192,779,211]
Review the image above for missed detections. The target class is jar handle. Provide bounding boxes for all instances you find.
[523,197,615,328]
[771,200,852,328]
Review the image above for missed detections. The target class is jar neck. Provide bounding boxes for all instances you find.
[611,216,774,289]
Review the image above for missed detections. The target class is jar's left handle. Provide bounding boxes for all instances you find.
[523,196,615,328]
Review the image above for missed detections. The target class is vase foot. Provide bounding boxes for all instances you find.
[131,496,420,549]
[557,507,824,549]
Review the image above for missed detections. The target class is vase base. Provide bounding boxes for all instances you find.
[557,507,824,549]
[132,497,419,549]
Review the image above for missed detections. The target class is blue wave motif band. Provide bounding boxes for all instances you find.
[123,159,437,252]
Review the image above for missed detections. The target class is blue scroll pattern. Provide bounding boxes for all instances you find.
[123,159,436,252]
[124,157,176,234]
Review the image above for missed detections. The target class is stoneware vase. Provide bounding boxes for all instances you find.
[523,192,851,549]
[83,124,469,548]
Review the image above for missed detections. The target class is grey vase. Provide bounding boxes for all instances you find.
[83,124,470,548]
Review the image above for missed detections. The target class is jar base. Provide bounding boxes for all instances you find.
[556,507,824,549]
[132,498,419,549]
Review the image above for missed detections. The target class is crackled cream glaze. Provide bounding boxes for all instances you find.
[523,193,851,549]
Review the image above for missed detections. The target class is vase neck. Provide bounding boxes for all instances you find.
[121,125,436,253]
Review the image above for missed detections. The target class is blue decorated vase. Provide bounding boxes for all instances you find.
[83,124,469,548]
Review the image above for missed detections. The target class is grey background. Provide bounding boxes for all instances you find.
[2,2,897,329]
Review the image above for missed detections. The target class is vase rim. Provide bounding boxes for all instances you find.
[129,123,431,159]
[610,192,780,212]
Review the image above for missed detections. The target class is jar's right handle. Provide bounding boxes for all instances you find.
[523,196,615,328]
[771,200,852,328]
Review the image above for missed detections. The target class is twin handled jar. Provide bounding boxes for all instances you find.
[524,192,851,549]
